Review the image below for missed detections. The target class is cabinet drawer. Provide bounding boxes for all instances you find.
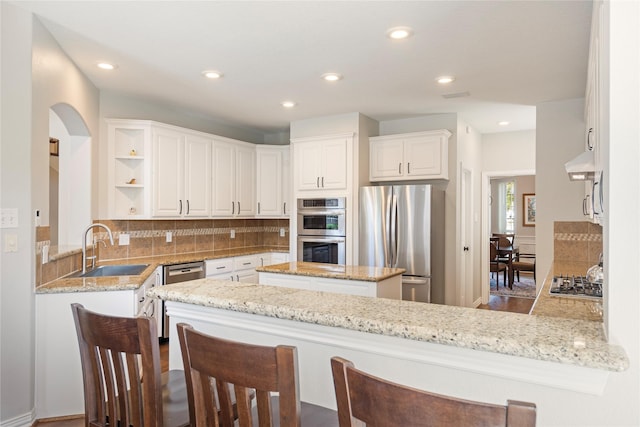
[233,255,260,271]
[205,258,233,277]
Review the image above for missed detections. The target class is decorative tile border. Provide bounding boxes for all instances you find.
[93,226,288,240]
[554,233,602,242]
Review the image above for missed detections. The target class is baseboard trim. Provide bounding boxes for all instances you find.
[0,409,34,427]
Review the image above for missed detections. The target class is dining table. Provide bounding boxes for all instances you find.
[490,237,520,289]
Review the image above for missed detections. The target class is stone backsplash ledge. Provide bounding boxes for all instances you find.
[35,218,289,286]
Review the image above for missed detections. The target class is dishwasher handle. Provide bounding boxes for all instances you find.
[168,266,204,277]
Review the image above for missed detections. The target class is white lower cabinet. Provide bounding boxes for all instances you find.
[35,290,140,418]
[206,253,283,284]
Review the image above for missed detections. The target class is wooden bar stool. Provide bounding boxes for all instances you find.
[71,303,190,427]
[177,322,338,427]
[331,357,536,427]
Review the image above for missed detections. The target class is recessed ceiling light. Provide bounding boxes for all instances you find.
[436,76,455,84]
[386,26,413,40]
[96,62,117,70]
[322,73,343,82]
[202,70,223,79]
[281,101,296,108]
[498,121,510,126]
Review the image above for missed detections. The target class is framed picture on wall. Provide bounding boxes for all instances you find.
[523,193,536,227]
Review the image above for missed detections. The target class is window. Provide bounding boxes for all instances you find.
[497,180,516,233]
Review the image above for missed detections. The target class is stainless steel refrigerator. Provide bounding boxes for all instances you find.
[359,185,445,304]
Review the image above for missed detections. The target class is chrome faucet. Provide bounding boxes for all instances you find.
[81,223,114,274]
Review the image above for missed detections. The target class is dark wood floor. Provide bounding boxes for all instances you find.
[36,298,529,426]
[477,295,534,314]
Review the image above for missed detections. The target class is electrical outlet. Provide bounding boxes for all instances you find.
[230,229,236,239]
[279,228,285,237]
[119,233,130,246]
[166,231,172,243]
[4,234,18,252]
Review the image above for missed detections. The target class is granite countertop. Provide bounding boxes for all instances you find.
[530,260,603,321]
[35,247,288,294]
[149,279,628,372]
[255,261,405,282]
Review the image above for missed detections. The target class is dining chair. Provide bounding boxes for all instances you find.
[71,303,190,427]
[177,322,338,427]
[512,253,536,282]
[331,357,536,427]
[490,242,508,287]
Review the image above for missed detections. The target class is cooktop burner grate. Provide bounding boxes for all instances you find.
[549,275,602,299]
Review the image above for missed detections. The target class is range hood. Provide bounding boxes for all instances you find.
[565,150,595,181]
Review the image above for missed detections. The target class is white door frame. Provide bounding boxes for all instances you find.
[459,165,473,307]
[481,169,535,304]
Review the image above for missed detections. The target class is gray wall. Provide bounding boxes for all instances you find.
[1,3,35,422]
[536,98,586,286]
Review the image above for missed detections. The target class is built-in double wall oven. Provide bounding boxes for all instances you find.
[297,197,346,265]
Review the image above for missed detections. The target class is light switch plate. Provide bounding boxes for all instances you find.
[119,233,130,246]
[1,208,18,229]
[230,229,236,239]
[166,231,172,243]
[279,228,285,237]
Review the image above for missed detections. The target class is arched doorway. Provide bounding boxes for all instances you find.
[49,103,91,246]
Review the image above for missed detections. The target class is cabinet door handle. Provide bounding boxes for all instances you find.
[407,163,411,174]
[179,200,182,215]
[232,201,235,215]
[238,202,241,213]
[283,202,287,215]
[399,163,402,174]
[236,274,240,281]
[317,177,320,188]
[583,196,588,215]
[186,200,190,215]
[592,180,601,214]
[321,176,324,187]
[258,202,260,214]
[216,266,225,270]
[587,127,594,151]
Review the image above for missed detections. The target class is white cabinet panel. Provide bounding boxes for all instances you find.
[256,146,289,217]
[153,128,211,217]
[183,134,211,216]
[369,130,451,182]
[212,140,255,216]
[153,127,184,216]
[293,136,348,192]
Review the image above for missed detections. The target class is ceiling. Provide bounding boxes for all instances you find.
[16,1,593,136]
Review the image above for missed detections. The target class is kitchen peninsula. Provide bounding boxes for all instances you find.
[149,275,628,426]
[256,261,405,299]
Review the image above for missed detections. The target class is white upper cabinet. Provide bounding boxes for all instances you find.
[369,130,451,181]
[293,136,348,191]
[256,145,289,217]
[107,120,152,218]
[212,139,255,216]
[183,133,212,217]
[152,127,211,217]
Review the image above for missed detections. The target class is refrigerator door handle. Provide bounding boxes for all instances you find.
[390,194,398,267]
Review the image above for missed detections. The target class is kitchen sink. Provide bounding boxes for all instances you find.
[75,264,150,278]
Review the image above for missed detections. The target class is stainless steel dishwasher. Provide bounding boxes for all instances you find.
[162,261,205,339]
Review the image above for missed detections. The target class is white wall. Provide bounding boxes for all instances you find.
[535,98,586,290]
[482,130,536,172]
[0,4,35,424]
[31,18,100,229]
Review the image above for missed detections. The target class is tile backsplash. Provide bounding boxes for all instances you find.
[35,218,289,287]
[554,221,602,264]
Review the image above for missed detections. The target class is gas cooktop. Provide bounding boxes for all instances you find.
[549,275,603,299]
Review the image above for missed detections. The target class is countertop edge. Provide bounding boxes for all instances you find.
[149,279,629,373]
